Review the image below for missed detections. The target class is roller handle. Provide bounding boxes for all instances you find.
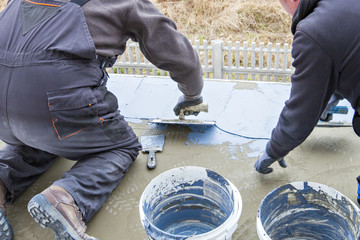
[329,106,348,115]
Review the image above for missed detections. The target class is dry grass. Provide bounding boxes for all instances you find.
[0,0,292,44]
[0,0,5,10]
[152,0,293,44]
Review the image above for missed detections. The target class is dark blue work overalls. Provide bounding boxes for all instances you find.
[0,0,141,222]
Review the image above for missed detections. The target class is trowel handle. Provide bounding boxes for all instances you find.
[147,150,157,169]
[179,102,209,120]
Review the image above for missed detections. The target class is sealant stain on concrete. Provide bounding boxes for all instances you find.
[233,81,258,90]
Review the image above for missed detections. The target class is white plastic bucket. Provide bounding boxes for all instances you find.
[257,182,360,240]
[139,166,242,240]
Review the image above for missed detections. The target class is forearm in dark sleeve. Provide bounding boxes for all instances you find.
[267,31,337,159]
[126,0,203,98]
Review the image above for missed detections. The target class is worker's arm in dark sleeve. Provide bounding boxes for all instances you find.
[266,30,337,159]
[126,0,203,99]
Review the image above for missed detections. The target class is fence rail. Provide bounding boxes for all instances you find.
[110,40,294,82]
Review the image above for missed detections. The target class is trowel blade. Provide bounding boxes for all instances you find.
[151,118,216,126]
[141,134,165,169]
[141,134,165,152]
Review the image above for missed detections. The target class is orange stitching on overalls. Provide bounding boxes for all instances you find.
[51,118,62,140]
[61,128,86,140]
[51,117,86,140]
[48,102,101,141]
[24,0,60,7]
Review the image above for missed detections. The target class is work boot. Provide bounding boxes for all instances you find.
[0,180,13,240]
[27,186,97,240]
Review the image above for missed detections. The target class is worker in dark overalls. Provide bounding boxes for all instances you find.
[0,0,204,239]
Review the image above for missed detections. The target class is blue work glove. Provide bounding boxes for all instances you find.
[173,95,203,116]
[254,151,287,174]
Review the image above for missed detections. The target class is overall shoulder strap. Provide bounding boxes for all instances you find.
[70,0,89,6]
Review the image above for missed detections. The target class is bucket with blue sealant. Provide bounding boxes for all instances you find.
[139,166,242,240]
[257,181,360,240]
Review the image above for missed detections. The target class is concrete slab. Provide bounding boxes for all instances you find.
[3,75,359,239]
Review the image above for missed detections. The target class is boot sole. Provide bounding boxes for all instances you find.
[27,194,83,240]
[0,210,13,240]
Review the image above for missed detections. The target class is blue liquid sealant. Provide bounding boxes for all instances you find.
[141,168,236,240]
[357,176,360,206]
[259,182,360,240]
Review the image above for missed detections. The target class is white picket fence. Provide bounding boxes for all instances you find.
[109,40,294,82]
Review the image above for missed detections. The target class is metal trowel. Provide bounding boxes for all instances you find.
[141,134,165,169]
[151,102,216,126]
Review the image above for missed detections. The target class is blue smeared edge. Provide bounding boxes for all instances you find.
[357,176,360,206]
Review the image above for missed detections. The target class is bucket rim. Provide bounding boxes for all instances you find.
[139,166,242,240]
[256,181,360,239]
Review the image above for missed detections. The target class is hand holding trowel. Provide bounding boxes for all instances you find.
[151,95,216,125]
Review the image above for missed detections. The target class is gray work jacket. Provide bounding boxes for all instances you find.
[6,0,203,99]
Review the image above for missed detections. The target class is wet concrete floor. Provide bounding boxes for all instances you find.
[3,75,360,239]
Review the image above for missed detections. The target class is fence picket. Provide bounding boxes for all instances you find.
[204,40,209,78]
[227,41,232,79]
[259,42,264,81]
[235,41,240,80]
[282,43,289,82]
[144,57,150,75]
[266,42,272,81]
[251,42,256,81]
[243,42,249,80]
[274,43,280,82]
[212,40,223,79]
[135,43,142,75]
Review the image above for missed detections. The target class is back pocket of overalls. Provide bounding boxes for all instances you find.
[47,87,101,140]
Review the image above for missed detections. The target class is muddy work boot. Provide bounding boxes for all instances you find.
[27,186,97,240]
[0,181,13,240]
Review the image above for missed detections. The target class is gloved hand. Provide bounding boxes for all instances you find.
[254,151,287,174]
[173,95,203,116]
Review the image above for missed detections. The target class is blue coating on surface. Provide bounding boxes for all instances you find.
[107,75,355,158]
[357,176,360,205]
[259,182,360,240]
[141,169,235,240]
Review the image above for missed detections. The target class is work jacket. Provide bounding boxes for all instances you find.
[6,0,204,99]
[267,0,360,159]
